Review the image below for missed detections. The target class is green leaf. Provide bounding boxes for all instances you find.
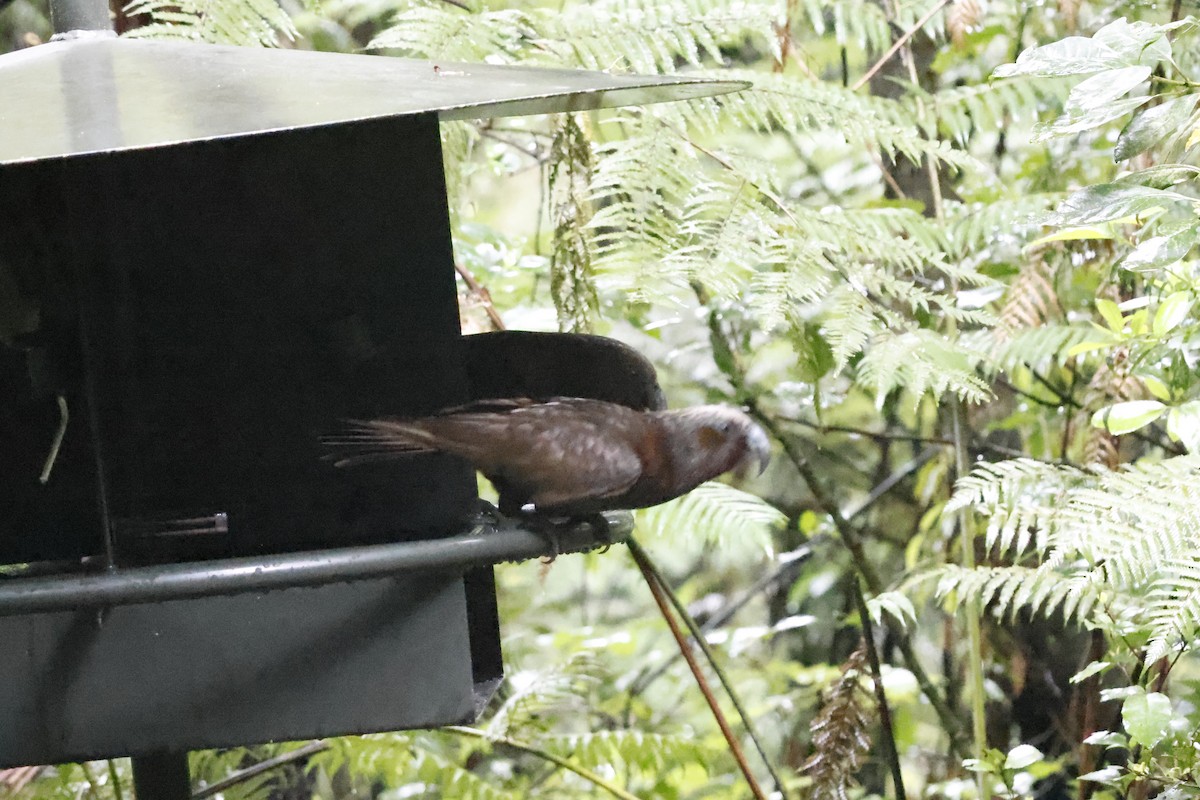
[1141,375,1171,401]
[1004,744,1043,770]
[1115,95,1200,161]
[1116,164,1200,188]
[1070,661,1113,684]
[1153,291,1192,335]
[1122,226,1199,272]
[1048,184,1193,226]
[994,37,1122,78]
[1096,298,1124,332]
[1067,339,1116,357]
[1123,691,1174,749]
[1082,730,1127,747]
[1079,766,1124,785]
[1091,400,1166,435]
[1029,225,1117,244]
[1167,402,1200,452]
[993,19,1181,78]
[1036,95,1148,140]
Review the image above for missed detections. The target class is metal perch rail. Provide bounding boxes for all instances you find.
[0,510,631,616]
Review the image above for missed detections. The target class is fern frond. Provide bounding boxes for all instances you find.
[804,645,872,800]
[368,4,531,61]
[799,0,892,51]
[944,195,1064,260]
[930,563,1101,626]
[486,651,607,739]
[532,0,783,73]
[975,324,1095,376]
[947,456,1200,661]
[680,73,982,170]
[123,0,296,45]
[920,77,1073,145]
[542,730,714,776]
[637,481,785,556]
[408,749,513,800]
[856,329,992,405]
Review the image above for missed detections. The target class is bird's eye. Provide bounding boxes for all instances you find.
[719,421,733,434]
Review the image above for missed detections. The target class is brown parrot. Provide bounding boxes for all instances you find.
[329,397,770,516]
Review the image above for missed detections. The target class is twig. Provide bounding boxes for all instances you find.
[79,764,102,800]
[444,727,643,800]
[693,286,965,755]
[751,404,966,755]
[628,538,794,800]
[850,581,906,800]
[39,394,68,484]
[627,544,812,696]
[107,761,124,800]
[192,741,329,800]
[953,399,990,798]
[454,262,508,332]
[628,541,771,800]
[851,0,952,91]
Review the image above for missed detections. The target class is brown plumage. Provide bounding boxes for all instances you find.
[329,397,770,516]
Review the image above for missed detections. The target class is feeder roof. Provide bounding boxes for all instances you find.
[0,35,748,165]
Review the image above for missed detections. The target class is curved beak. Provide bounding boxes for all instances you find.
[741,422,771,477]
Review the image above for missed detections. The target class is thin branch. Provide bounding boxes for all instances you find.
[626,544,813,696]
[192,741,329,800]
[454,262,508,332]
[851,0,952,91]
[851,581,906,800]
[749,402,967,756]
[107,761,124,800]
[693,285,966,755]
[444,726,644,800]
[628,538,794,800]
[39,394,68,484]
[628,540,771,800]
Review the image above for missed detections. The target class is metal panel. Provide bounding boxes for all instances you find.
[0,112,477,564]
[0,574,477,767]
[0,37,748,165]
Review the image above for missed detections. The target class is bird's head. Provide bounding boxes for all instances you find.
[672,405,771,480]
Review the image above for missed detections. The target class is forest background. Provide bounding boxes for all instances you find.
[2,0,1200,797]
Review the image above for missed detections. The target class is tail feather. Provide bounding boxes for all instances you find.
[322,419,439,468]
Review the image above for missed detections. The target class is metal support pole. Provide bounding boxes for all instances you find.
[132,751,191,800]
[48,0,114,37]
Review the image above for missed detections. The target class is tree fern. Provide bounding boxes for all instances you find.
[940,456,1200,663]
[924,563,1102,627]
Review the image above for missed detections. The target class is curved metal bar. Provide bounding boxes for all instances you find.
[0,513,631,616]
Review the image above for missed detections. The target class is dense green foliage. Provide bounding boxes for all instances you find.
[3,0,1200,798]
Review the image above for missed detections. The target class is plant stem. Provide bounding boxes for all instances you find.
[79,763,102,800]
[627,537,794,800]
[953,399,990,799]
[106,761,124,800]
[751,404,967,756]
[628,541,772,800]
[444,726,644,800]
[192,741,329,800]
[851,0,952,91]
[850,579,907,800]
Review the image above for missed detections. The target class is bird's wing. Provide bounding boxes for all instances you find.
[429,399,647,508]
[328,398,649,509]
[497,406,646,510]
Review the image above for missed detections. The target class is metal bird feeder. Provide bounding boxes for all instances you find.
[0,0,745,793]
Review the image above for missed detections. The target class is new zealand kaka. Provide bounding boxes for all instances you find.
[329,397,770,516]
